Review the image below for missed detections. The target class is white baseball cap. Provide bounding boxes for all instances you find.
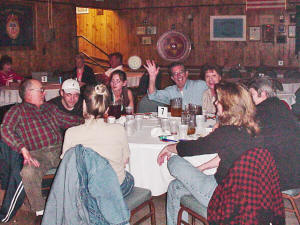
[61,79,80,94]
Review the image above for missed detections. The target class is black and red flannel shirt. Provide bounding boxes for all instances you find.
[0,102,83,153]
[208,148,285,225]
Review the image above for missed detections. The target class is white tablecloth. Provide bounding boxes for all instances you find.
[0,85,60,107]
[127,117,216,196]
[276,83,300,107]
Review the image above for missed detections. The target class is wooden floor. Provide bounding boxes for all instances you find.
[1,190,299,225]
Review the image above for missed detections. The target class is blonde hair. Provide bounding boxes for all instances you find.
[83,84,109,118]
[215,82,260,136]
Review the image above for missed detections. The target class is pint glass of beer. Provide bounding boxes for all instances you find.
[170,98,182,117]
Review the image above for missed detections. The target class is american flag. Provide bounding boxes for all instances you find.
[246,0,286,10]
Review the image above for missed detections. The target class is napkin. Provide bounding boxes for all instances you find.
[151,127,171,137]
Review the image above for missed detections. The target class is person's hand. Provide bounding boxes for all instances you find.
[212,122,219,132]
[144,60,160,82]
[21,147,40,167]
[157,143,177,166]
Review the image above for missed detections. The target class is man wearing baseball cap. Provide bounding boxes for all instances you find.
[49,79,83,117]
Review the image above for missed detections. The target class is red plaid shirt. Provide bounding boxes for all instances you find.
[208,148,285,225]
[1,102,83,152]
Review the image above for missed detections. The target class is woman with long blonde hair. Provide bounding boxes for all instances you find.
[157,82,260,225]
[62,84,134,197]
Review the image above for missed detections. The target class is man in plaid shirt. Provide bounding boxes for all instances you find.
[0,79,83,215]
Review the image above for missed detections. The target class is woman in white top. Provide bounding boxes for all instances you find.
[62,84,134,197]
[202,65,222,115]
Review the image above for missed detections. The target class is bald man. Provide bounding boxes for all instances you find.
[1,79,83,215]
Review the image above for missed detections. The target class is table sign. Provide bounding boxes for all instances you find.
[157,106,168,118]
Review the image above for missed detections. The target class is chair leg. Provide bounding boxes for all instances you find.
[283,194,300,224]
[131,199,156,225]
[288,198,300,224]
[148,199,156,225]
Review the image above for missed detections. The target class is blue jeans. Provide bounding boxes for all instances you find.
[167,155,218,225]
[121,171,134,197]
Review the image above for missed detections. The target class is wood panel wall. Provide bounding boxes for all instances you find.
[77,0,300,70]
[0,0,77,76]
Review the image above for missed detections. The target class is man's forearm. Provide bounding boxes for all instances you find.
[148,79,156,94]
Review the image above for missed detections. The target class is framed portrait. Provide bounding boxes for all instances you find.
[76,7,89,14]
[210,15,246,41]
[0,3,35,48]
[288,25,296,38]
[249,26,260,41]
[136,26,146,35]
[141,36,151,45]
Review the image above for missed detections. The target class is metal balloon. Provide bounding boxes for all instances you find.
[157,31,191,62]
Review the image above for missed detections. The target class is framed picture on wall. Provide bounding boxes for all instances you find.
[249,26,260,41]
[0,3,35,48]
[210,15,246,41]
[288,25,296,38]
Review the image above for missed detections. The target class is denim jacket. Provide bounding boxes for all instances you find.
[42,145,130,225]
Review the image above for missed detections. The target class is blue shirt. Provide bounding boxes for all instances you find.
[148,79,208,108]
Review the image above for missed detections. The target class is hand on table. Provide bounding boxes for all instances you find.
[157,143,178,166]
[21,147,40,167]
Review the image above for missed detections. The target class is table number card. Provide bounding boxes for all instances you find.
[158,106,168,118]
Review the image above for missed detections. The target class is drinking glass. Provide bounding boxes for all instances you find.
[187,114,196,135]
[170,98,182,117]
[179,124,188,139]
[108,103,122,119]
[125,106,133,115]
[169,120,178,135]
[160,118,170,132]
[188,104,202,115]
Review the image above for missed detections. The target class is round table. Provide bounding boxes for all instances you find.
[126,116,217,196]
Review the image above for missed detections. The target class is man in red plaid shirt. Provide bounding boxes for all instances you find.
[0,79,83,215]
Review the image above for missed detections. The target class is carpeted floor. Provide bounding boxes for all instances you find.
[1,190,299,225]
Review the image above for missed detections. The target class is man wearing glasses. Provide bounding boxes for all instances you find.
[145,60,207,108]
[0,79,83,218]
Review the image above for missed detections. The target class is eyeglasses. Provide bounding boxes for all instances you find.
[29,88,45,93]
[172,70,185,77]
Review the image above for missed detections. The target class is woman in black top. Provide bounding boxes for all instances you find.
[157,82,260,225]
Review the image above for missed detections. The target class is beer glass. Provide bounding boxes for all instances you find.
[170,98,182,117]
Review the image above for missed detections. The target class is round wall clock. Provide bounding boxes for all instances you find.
[157,31,191,62]
[128,56,142,70]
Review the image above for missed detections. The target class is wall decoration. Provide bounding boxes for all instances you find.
[249,26,260,41]
[278,24,285,33]
[210,15,246,41]
[279,15,285,23]
[262,24,275,43]
[288,25,296,38]
[76,7,89,14]
[0,4,35,48]
[136,26,146,35]
[259,15,274,25]
[157,31,191,62]
[290,14,296,23]
[146,26,157,35]
[141,36,151,45]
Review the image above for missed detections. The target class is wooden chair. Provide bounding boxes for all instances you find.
[41,171,156,225]
[177,195,208,225]
[125,187,156,225]
[282,188,300,224]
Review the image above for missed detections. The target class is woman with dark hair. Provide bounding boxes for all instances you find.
[0,55,23,86]
[202,65,222,114]
[157,82,261,225]
[61,84,134,197]
[109,70,134,110]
